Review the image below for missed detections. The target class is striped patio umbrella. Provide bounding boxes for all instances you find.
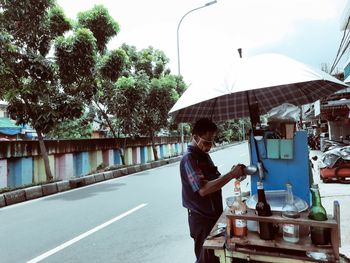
[169,53,348,123]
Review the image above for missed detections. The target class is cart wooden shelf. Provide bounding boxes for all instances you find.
[203,201,346,263]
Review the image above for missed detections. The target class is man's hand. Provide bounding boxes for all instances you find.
[230,164,246,179]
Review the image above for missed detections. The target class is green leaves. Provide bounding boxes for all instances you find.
[1,2,188,142]
[55,28,96,87]
[1,0,55,49]
[100,49,128,81]
[47,111,94,139]
[48,5,71,37]
[77,5,119,53]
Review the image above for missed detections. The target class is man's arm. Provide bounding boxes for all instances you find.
[198,165,244,197]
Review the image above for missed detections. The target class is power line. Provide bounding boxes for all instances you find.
[330,15,350,74]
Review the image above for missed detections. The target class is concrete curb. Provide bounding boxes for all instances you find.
[25,186,43,200]
[83,175,96,185]
[0,142,239,208]
[56,181,70,192]
[140,163,152,170]
[112,170,122,178]
[103,171,114,180]
[94,173,105,183]
[0,194,6,208]
[4,189,26,205]
[42,183,58,196]
[69,177,86,188]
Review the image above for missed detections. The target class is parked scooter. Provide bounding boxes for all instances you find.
[318,144,350,184]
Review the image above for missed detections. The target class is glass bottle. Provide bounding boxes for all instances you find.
[255,181,274,240]
[308,184,329,245]
[281,183,300,243]
[232,181,247,237]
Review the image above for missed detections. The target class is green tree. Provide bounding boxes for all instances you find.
[56,6,134,165]
[0,2,118,181]
[140,75,181,160]
[0,0,77,181]
[216,118,251,143]
[46,108,95,139]
[90,30,128,163]
[113,46,187,160]
[57,5,127,163]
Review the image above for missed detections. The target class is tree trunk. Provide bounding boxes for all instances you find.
[36,129,53,181]
[150,131,158,161]
[95,103,125,165]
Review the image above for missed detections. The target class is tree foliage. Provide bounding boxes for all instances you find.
[0,1,120,180]
[1,1,188,169]
[47,109,94,139]
[77,5,119,53]
[216,118,251,143]
[0,0,78,180]
[113,45,187,159]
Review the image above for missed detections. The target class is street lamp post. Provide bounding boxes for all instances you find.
[176,0,217,153]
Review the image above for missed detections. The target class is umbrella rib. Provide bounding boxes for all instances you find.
[210,98,218,121]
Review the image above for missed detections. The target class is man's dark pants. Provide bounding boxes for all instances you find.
[188,210,220,263]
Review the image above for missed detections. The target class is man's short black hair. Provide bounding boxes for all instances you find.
[192,118,217,136]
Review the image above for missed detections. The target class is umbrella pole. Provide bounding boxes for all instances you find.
[245,91,267,180]
[245,91,257,133]
[210,98,218,121]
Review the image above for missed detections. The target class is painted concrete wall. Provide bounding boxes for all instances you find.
[103,150,114,167]
[55,153,74,180]
[114,149,122,165]
[8,157,33,187]
[147,146,154,161]
[0,159,7,188]
[89,150,103,171]
[73,152,90,177]
[124,148,133,165]
[33,155,55,183]
[2,141,182,189]
[132,147,140,165]
[140,146,147,164]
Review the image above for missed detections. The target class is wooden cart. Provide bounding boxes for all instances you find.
[203,201,348,263]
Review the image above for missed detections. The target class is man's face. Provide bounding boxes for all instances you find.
[193,131,216,153]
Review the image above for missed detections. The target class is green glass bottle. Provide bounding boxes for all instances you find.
[308,184,329,245]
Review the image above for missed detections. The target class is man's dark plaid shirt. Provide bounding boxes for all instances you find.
[180,145,223,219]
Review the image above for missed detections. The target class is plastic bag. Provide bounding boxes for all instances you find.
[267,103,300,122]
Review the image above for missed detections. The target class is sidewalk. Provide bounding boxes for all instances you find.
[309,150,350,258]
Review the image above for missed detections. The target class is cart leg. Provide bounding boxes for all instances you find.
[331,201,340,260]
[214,249,228,263]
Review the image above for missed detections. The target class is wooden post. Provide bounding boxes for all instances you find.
[226,216,231,239]
[331,201,340,260]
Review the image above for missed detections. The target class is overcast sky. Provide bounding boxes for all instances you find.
[56,0,348,88]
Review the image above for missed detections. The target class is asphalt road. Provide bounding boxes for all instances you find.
[0,142,250,263]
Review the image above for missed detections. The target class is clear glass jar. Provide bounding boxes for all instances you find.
[281,183,300,243]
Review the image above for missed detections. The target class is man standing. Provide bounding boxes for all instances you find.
[180,118,245,263]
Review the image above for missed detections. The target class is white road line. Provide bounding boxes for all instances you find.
[26,203,147,263]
